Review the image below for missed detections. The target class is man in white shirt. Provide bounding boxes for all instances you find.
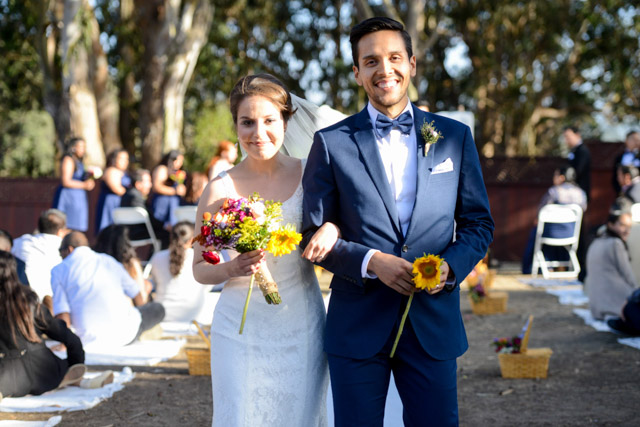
[51,231,165,350]
[11,209,68,301]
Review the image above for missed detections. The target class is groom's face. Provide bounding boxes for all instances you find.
[353,30,416,118]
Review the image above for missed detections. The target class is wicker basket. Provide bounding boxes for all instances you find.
[498,315,553,379]
[469,291,508,315]
[186,321,211,376]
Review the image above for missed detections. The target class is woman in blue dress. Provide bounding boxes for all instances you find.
[150,150,186,229]
[52,137,95,232]
[95,149,131,232]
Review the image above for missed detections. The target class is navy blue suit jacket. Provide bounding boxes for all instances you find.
[302,104,494,360]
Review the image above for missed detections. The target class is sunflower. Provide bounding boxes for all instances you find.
[266,225,302,257]
[412,254,443,290]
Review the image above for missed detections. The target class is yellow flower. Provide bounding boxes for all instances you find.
[267,225,302,257]
[412,254,443,290]
[203,212,212,222]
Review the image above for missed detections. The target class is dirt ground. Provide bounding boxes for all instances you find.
[2,273,640,426]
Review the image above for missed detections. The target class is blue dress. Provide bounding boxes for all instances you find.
[95,173,132,232]
[150,181,180,228]
[52,157,88,232]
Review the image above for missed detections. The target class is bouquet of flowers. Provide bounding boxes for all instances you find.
[465,259,489,302]
[492,335,522,354]
[169,170,187,185]
[193,193,302,333]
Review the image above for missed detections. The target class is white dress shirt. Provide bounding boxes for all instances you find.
[361,102,417,278]
[11,233,63,300]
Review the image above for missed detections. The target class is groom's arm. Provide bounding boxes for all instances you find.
[302,131,372,287]
[441,126,495,284]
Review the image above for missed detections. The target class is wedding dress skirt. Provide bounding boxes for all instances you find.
[210,170,328,427]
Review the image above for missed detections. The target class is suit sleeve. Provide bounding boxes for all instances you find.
[441,127,495,284]
[302,131,372,286]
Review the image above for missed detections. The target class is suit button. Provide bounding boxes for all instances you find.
[402,245,408,253]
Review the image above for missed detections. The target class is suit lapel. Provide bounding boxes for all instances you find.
[405,106,435,238]
[352,109,402,235]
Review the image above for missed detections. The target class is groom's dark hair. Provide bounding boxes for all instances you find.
[350,17,413,69]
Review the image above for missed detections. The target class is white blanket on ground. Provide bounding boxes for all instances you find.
[0,417,61,427]
[520,278,582,287]
[546,288,589,306]
[0,368,133,413]
[160,322,199,337]
[618,337,640,350]
[52,339,185,366]
[573,308,612,332]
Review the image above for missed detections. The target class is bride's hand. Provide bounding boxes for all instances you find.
[228,249,265,277]
[302,222,340,263]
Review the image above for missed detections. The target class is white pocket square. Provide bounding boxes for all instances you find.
[432,158,454,174]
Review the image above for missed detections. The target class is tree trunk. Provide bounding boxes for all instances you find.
[61,0,104,167]
[91,11,121,159]
[163,0,212,154]
[36,0,68,155]
[118,0,137,157]
[136,0,212,170]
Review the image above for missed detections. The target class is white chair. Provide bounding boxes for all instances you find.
[531,204,583,279]
[173,205,197,224]
[631,203,640,223]
[112,207,161,255]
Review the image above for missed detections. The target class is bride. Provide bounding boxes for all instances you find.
[192,73,339,426]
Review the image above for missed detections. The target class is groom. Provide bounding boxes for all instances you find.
[302,17,494,426]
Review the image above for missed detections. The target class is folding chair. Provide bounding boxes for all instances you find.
[631,203,640,223]
[531,204,583,279]
[173,205,197,224]
[112,207,161,256]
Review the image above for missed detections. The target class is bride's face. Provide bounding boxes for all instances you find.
[236,95,285,161]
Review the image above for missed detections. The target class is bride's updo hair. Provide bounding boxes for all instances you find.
[229,73,296,125]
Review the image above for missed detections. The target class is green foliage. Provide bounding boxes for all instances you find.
[183,103,236,174]
[0,110,56,177]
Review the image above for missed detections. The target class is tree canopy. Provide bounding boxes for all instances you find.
[0,1,638,177]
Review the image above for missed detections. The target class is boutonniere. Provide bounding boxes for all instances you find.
[420,120,443,156]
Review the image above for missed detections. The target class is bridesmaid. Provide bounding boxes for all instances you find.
[150,150,186,230]
[52,137,95,232]
[95,148,131,232]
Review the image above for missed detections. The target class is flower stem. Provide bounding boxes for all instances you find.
[239,274,255,334]
[390,292,414,358]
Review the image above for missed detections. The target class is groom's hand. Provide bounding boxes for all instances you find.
[367,252,417,296]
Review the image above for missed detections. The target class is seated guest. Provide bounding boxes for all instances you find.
[607,288,640,336]
[0,229,28,286]
[149,222,213,322]
[94,225,152,303]
[0,251,85,398]
[95,148,131,232]
[121,168,169,248]
[616,164,640,204]
[181,172,208,207]
[612,130,640,194]
[521,167,586,274]
[51,232,165,350]
[150,150,186,229]
[10,209,68,301]
[585,208,638,320]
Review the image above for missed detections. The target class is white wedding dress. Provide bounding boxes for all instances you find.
[210,165,329,427]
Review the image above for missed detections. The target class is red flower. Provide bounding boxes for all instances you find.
[201,225,211,237]
[202,251,220,265]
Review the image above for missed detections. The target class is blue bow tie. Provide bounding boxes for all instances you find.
[375,111,413,138]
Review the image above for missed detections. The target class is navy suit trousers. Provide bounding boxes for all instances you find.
[328,318,458,427]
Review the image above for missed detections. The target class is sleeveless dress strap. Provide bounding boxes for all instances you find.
[217,171,235,198]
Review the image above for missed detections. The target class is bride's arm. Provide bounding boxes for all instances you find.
[192,178,264,285]
[301,222,340,263]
